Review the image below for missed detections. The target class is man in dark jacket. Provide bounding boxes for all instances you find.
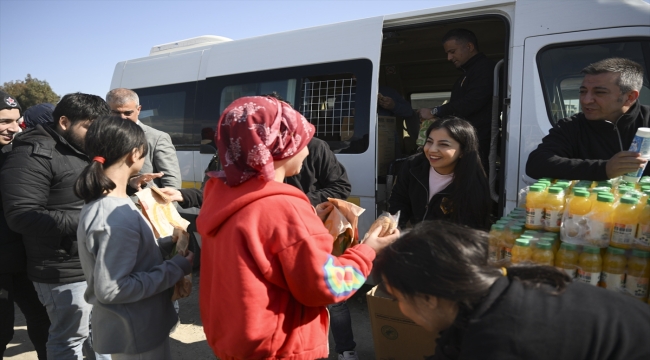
[285,137,351,206]
[419,29,496,168]
[0,93,111,359]
[0,91,50,359]
[526,58,648,180]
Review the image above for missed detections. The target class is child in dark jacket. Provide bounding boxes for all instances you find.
[75,116,192,359]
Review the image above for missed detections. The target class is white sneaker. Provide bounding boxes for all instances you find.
[338,351,359,360]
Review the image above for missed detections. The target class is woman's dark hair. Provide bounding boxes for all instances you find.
[425,116,492,229]
[74,115,148,203]
[375,220,570,315]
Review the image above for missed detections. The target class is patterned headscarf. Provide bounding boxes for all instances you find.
[212,96,315,186]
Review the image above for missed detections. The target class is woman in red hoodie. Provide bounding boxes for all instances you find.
[197,96,398,360]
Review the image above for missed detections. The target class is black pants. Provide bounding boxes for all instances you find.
[0,272,50,359]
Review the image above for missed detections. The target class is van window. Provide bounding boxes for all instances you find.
[134,82,197,147]
[203,59,372,153]
[538,39,650,124]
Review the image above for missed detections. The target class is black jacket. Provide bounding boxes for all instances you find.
[0,143,26,274]
[527,102,650,180]
[388,153,451,228]
[285,137,351,206]
[432,276,650,360]
[438,52,495,141]
[0,124,89,284]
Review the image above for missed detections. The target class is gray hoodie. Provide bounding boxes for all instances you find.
[77,196,191,354]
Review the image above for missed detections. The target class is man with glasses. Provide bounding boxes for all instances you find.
[106,88,181,189]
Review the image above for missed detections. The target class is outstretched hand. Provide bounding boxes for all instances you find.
[157,187,184,203]
[362,226,400,253]
[129,172,164,191]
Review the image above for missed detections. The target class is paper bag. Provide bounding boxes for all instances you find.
[135,187,192,300]
[315,198,365,256]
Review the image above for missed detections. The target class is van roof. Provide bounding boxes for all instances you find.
[149,35,232,55]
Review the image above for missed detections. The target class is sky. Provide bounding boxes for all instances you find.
[0,0,475,100]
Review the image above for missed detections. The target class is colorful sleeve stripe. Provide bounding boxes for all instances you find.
[323,256,366,297]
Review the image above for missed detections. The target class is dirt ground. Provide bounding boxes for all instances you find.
[5,272,377,360]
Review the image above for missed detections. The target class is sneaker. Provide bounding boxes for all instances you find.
[338,351,359,360]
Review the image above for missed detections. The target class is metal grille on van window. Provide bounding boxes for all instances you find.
[299,77,355,141]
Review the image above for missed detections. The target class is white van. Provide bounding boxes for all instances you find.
[110,0,650,234]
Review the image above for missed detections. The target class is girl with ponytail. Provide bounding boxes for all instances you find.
[75,115,192,359]
[374,220,650,360]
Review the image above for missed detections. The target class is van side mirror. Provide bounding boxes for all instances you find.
[200,144,217,155]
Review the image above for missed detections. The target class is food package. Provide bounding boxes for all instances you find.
[135,187,189,238]
[363,211,400,241]
[135,187,192,300]
[315,198,365,256]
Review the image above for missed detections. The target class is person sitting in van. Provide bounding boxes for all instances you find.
[375,220,650,360]
[418,29,496,170]
[388,116,492,230]
[527,58,649,181]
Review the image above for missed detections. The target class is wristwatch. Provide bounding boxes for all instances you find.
[430,107,439,117]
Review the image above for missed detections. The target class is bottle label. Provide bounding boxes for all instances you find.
[624,134,650,179]
[586,220,612,247]
[501,247,512,261]
[543,209,563,229]
[611,223,637,246]
[526,208,543,226]
[600,271,625,291]
[577,269,600,286]
[556,266,576,279]
[636,223,650,248]
[625,275,649,299]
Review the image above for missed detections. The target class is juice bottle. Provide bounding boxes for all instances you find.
[636,198,650,251]
[525,185,545,230]
[577,245,602,286]
[532,241,554,266]
[589,187,611,203]
[610,196,639,250]
[511,238,532,264]
[568,189,592,217]
[543,186,564,232]
[555,242,579,279]
[586,194,614,247]
[488,224,505,263]
[540,235,560,253]
[626,250,650,301]
[600,247,627,291]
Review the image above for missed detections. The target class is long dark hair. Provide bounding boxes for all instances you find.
[375,221,570,315]
[74,116,148,203]
[426,117,491,230]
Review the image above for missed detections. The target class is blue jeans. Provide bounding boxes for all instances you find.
[32,281,111,360]
[328,301,355,353]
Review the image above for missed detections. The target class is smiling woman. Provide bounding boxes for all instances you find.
[388,116,492,230]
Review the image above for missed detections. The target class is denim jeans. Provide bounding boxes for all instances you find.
[32,281,111,360]
[0,272,50,359]
[328,300,355,353]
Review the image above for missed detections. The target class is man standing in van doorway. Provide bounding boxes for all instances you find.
[106,88,182,189]
[419,28,496,170]
[526,58,649,181]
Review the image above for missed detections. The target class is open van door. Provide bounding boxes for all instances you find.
[197,17,385,232]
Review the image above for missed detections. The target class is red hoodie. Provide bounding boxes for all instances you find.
[197,177,376,360]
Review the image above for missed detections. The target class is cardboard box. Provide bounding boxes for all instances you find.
[366,284,437,360]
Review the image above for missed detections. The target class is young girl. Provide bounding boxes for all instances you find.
[374,220,650,360]
[196,96,399,360]
[388,116,491,230]
[75,116,192,360]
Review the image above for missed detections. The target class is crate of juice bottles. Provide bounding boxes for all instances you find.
[490,176,650,304]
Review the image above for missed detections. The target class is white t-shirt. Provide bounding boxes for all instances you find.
[429,167,454,201]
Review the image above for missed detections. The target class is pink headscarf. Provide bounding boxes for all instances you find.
[212,96,315,186]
